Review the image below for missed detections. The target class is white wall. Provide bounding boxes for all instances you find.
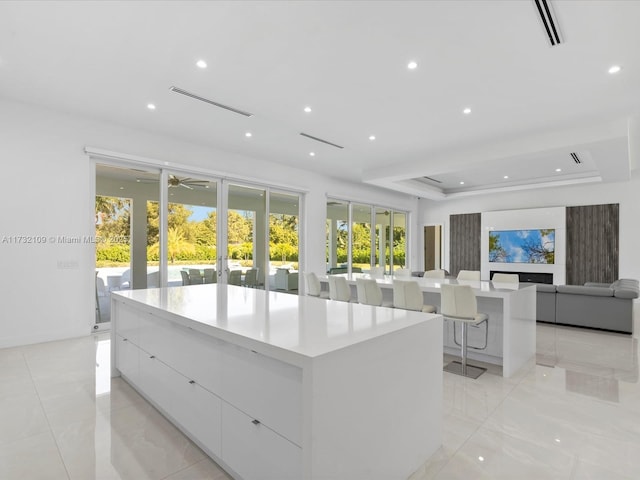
[418,172,640,285]
[0,98,417,348]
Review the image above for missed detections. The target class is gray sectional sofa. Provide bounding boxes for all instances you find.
[536,279,639,334]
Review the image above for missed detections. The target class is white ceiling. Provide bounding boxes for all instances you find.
[2,1,639,200]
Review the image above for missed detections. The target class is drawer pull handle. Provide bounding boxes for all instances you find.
[150,355,155,359]
[251,419,260,425]
[189,380,196,384]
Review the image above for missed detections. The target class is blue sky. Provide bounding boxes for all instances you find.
[490,229,555,263]
[188,205,215,222]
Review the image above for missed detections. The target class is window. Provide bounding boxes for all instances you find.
[326,199,409,274]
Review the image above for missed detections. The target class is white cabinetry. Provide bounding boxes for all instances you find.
[221,401,301,480]
[111,286,442,480]
[139,352,222,457]
[112,298,302,479]
[222,343,302,446]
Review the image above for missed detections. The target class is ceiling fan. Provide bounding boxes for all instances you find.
[136,174,210,190]
[167,175,209,190]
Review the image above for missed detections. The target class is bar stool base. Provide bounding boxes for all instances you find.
[443,361,487,379]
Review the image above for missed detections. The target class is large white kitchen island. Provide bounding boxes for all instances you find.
[320,274,537,378]
[111,284,443,480]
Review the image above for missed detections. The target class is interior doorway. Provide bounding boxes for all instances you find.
[424,225,442,271]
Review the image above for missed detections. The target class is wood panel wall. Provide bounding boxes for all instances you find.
[566,203,619,285]
[449,213,481,277]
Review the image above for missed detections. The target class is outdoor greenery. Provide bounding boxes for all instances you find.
[327,220,407,267]
[95,196,299,267]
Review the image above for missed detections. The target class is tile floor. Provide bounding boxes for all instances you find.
[1,313,639,480]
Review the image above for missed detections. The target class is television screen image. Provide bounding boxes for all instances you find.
[489,229,555,264]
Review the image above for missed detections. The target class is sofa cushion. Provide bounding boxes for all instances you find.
[614,288,640,299]
[614,279,640,289]
[556,285,614,297]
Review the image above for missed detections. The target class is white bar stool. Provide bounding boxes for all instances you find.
[441,284,488,379]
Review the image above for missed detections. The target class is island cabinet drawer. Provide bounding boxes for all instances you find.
[139,352,222,458]
[114,301,141,345]
[138,315,224,394]
[221,402,302,480]
[221,344,302,446]
[115,334,141,385]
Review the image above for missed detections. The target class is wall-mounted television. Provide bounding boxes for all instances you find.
[489,229,555,264]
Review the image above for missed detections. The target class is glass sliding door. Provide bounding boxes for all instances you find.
[156,173,218,286]
[352,204,372,273]
[392,211,407,271]
[374,207,391,273]
[326,200,349,274]
[326,198,409,275]
[226,184,266,286]
[95,164,159,327]
[269,192,300,292]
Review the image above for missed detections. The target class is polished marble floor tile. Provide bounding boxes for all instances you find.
[0,431,69,480]
[1,313,639,479]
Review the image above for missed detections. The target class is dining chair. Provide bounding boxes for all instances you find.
[356,278,384,306]
[244,268,259,288]
[369,266,385,278]
[305,272,329,298]
[189,268,204,284]
[228,270,242,286]
[180,270,191,286]
[424,269,446,279]
[492,273,519,283]
[457,270,481,281]
[203,268,216,284]
[441,284,488,379]
[394,268,412,278]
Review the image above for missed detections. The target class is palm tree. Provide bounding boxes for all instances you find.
[148,226,195,263]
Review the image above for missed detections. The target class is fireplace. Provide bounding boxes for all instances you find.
[490,271,554,284]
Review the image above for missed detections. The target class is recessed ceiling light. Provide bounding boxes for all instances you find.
[119,186,124,190]
[196,60,207,69]
[147,103,156,110]
[478,456,484,462]
[407,61,418,70]
[503,175,509,179]
[608,65,622,74]
[309,152,315,157]
[555,168,562,172]
[136,179,141,182]
[463,107,472,115]
[245,132,252,137]
[304,106,312,113]
[459,181,465,185]
[369,135,376,141]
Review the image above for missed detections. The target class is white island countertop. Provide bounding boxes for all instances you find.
[114,284,439,368]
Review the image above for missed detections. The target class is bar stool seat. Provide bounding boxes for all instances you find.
[328,275,352,302]
[393,280,437,313]
[306,272,329,299]
[441,284,488,379]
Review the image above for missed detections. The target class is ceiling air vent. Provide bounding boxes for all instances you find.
[570,152,581,164]
[169,86,253,117]
[413,176,443,187]
[422,176,442,184]
[299,132,344,149]
[533,0,563,46]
